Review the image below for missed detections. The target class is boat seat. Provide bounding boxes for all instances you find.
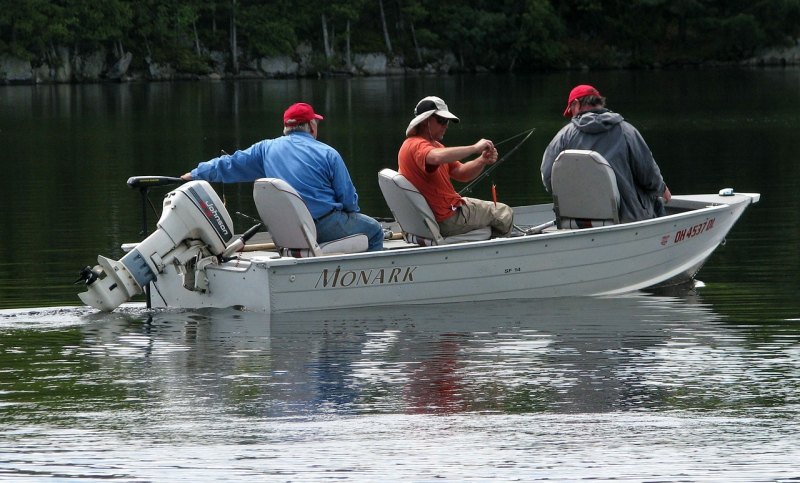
[378,168,491,246]
[253,178,368,257]
[551,150,620,229]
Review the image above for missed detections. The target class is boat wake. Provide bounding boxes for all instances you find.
[0,303,149,329]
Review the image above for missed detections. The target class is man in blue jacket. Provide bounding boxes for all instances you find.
[541,85,671,222]
[181,102,384,251]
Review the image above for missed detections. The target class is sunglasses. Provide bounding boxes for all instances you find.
[433,116,449,126]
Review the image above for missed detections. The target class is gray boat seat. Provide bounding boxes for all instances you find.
[253,178,368,257]
[378,168,491,246]
[551,150,620,229]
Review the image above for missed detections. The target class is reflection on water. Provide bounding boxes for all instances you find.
[2,293,799,479]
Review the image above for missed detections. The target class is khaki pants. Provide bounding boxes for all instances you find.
[438,197,514,237]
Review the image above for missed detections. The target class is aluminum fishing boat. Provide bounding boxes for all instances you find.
[76,150,760,313]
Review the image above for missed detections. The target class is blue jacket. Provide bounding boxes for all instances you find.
[541,109,667,223]
[191,131,360,219]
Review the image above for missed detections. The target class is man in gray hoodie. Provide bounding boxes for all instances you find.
[541,84,671,223]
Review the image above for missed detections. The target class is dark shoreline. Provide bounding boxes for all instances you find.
[3,45,800,86]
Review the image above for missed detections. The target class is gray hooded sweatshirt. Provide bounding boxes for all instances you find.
[541,109,667,223]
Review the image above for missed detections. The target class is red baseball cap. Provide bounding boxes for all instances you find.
[283,102,324,126]
[563,84,601,117]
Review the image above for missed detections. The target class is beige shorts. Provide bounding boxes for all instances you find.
[438,197,513,237]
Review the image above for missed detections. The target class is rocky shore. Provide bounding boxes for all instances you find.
[743,42,800,66]
[2,41,799,84]
[0,45,465,84]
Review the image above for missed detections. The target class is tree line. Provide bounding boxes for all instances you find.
[1,0,799,76]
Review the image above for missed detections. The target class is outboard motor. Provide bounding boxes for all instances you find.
[78,180,234,311]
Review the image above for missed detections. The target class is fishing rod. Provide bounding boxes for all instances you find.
[493,127,536,148]
[458,127,535,196]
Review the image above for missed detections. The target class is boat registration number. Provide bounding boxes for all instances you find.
[670,217,715,244]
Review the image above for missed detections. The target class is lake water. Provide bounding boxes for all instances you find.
[1,70,800,480]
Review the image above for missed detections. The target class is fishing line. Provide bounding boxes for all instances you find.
[220,149,229,205]
[494,127,536,147]
[459,128,535,196]
[235,211,262,224]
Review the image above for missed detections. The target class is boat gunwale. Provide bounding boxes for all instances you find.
[239,193,758,267]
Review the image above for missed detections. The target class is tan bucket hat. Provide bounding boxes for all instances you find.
[405,96,460,137]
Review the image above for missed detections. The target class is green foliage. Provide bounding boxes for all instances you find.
[512,0,566,70]
[238,3,297,57]
[69,0,133,47]
[708,14,767,60]
[0,0,794,73]
[752,0,800,45]
[0,0,53,58]
[174,49,212,75]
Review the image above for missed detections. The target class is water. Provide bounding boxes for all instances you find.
[2,70,800,479]
[2,296,799,480]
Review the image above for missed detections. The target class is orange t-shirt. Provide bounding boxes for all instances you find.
[398,136,463,221]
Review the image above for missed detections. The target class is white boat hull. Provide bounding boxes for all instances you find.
[145,192,759,313]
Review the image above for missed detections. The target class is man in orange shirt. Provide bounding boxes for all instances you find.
[398,96,513,237]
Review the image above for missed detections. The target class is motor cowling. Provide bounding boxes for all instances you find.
[78,180,234,311]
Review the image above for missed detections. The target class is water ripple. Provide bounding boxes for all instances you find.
[1,296,799,479]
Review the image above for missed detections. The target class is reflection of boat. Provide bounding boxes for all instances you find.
[71,293,725,415]
[76,175,759,313]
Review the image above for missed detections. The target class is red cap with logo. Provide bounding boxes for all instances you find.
[563,84,601,117]
[283,103,324,126]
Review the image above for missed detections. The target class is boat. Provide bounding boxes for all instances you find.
[76,150,760,314]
